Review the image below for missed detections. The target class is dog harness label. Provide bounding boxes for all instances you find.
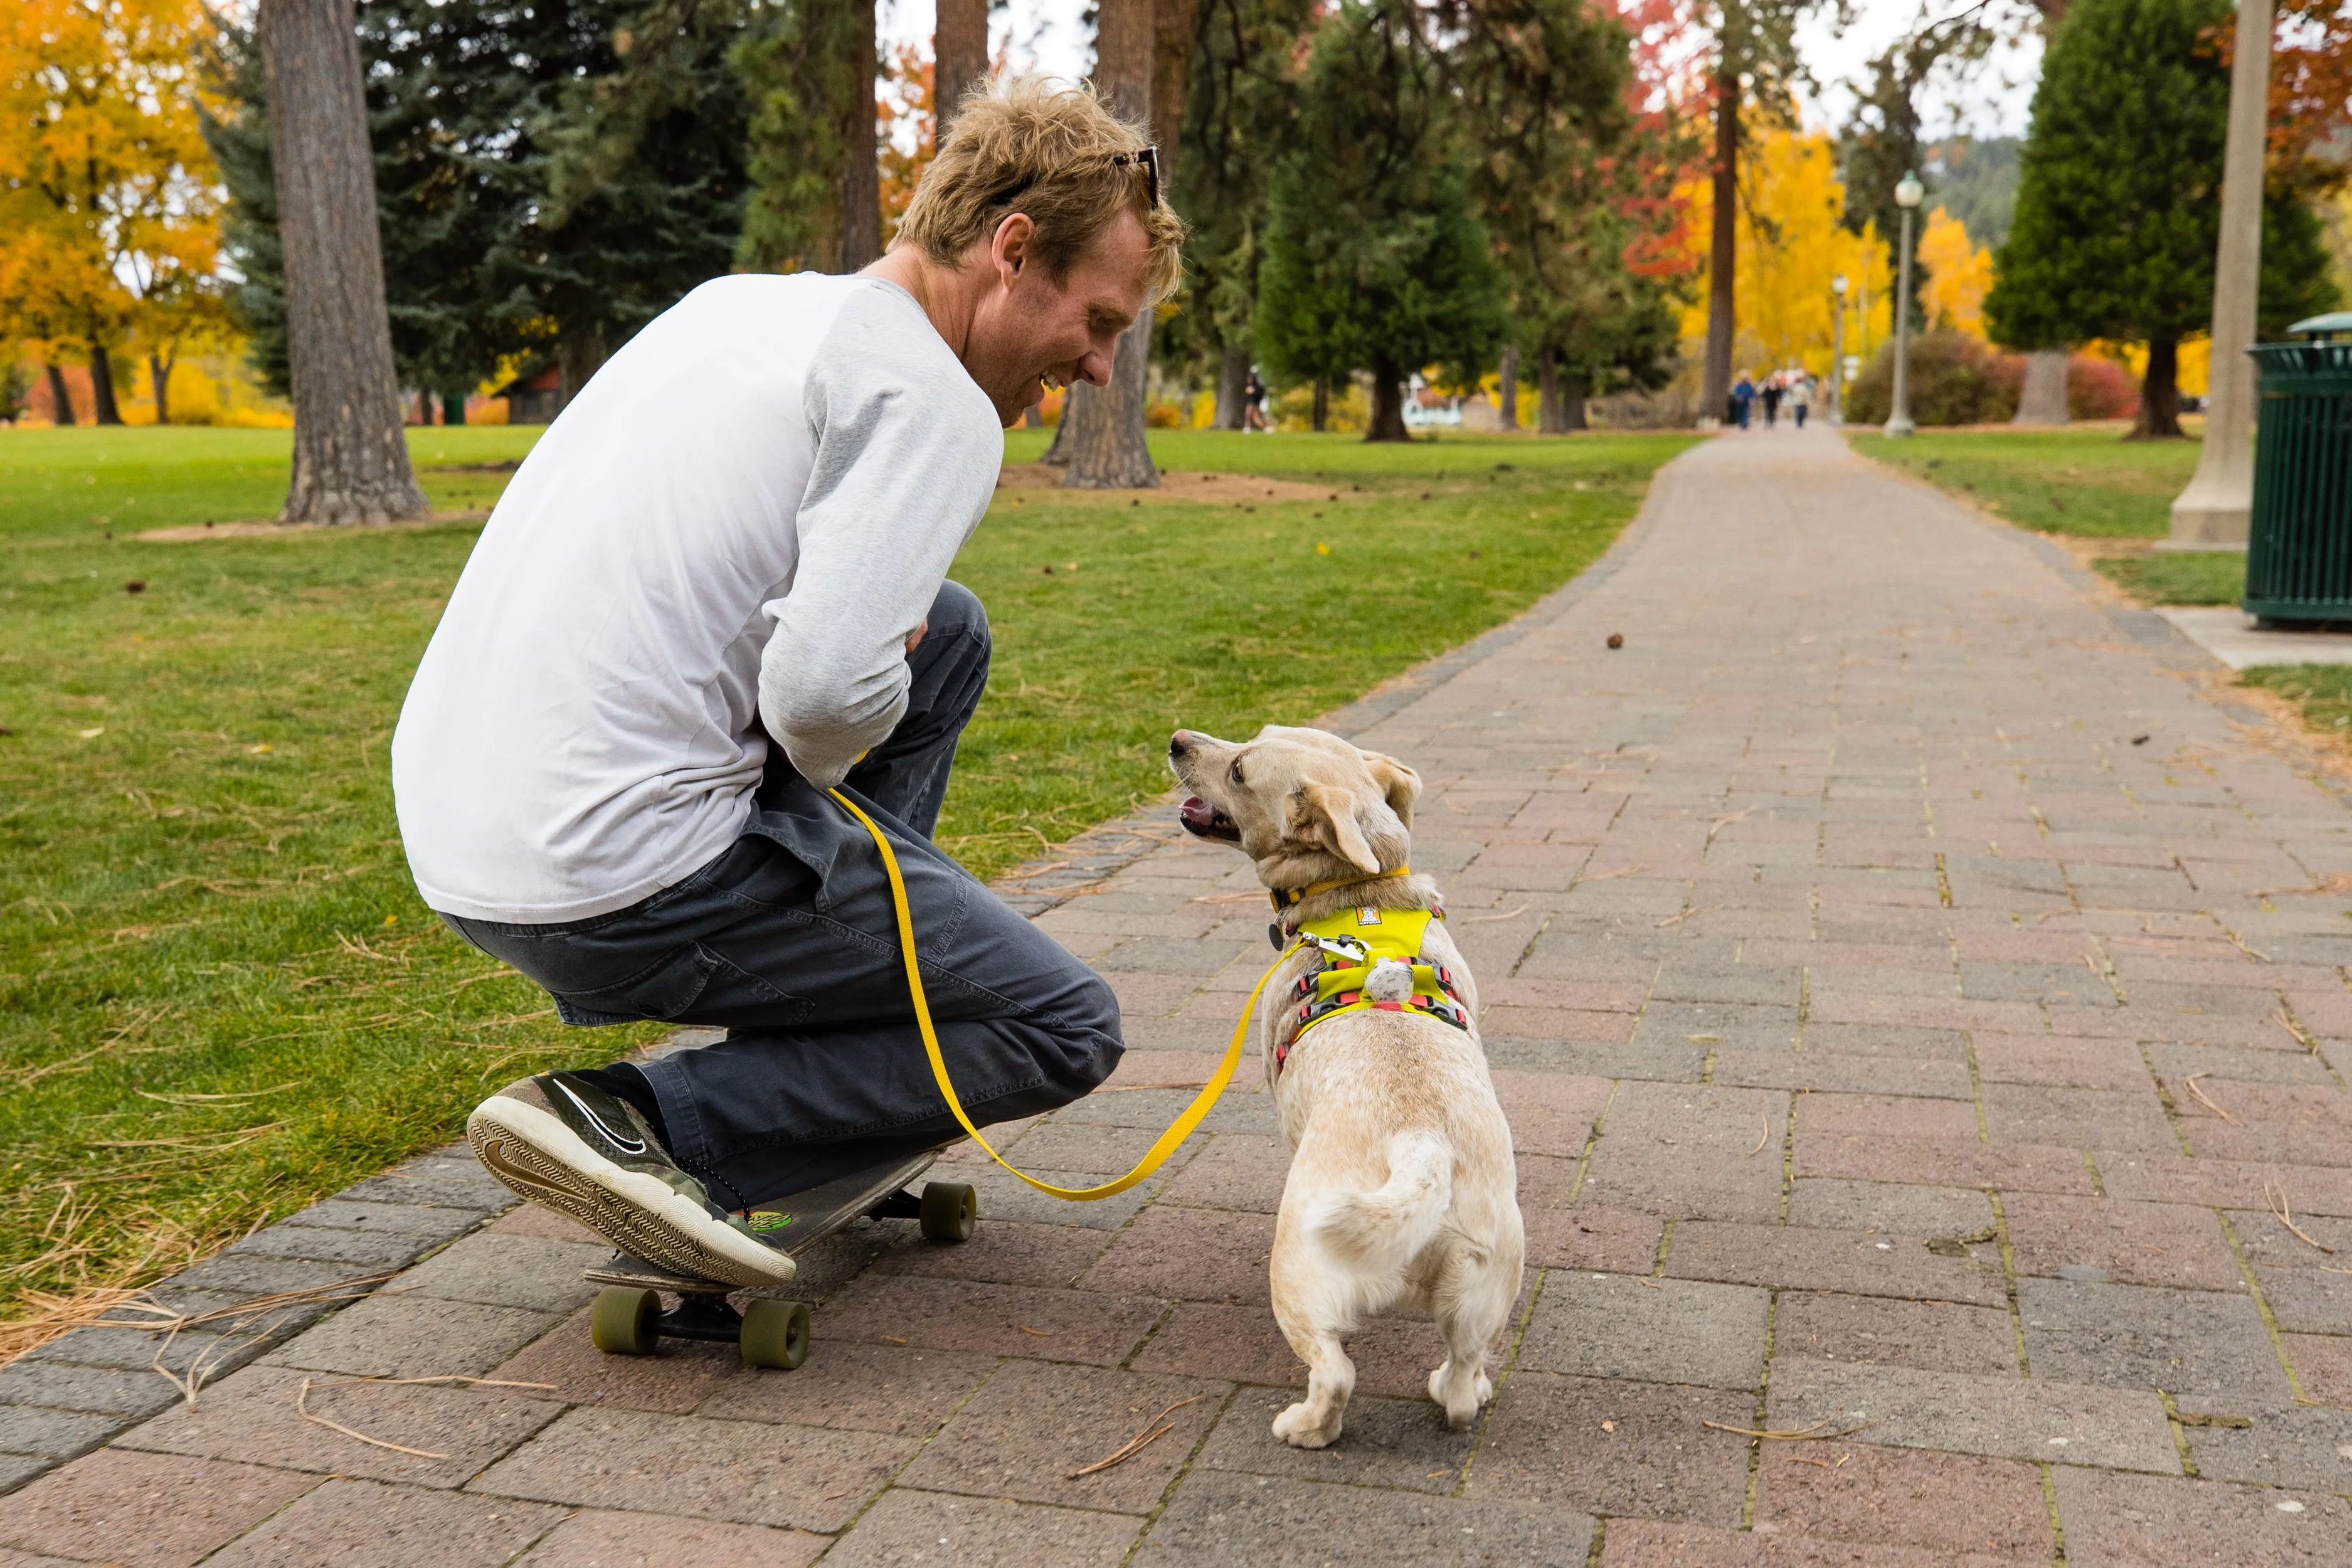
[1273,906,1470,1072]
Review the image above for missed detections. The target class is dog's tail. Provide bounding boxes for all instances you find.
[1310,1130,1453,1275]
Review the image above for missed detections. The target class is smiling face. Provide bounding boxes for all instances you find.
[962,209,1150,426]
[1167,725,1422,890]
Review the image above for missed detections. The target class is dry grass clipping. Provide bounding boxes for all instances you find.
[1068,1396,1210,1478]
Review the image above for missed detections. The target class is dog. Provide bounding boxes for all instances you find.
[1170,724,1523,1449]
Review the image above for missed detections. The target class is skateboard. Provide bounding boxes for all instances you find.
[583,1146,977,1370]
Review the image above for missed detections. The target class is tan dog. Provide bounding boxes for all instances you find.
[1170,724,1523,1448]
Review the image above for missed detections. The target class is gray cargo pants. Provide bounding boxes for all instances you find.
[442,582,1123,1209]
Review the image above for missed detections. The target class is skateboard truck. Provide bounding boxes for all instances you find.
[582,1148,975,1370]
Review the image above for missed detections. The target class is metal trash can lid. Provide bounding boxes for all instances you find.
[2286,310,2352,339]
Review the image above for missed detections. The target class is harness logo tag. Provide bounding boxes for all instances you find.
[1357,905,1381,926]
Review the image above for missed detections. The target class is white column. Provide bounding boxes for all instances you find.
[2165,0,2274,549]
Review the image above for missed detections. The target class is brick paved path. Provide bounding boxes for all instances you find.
[9,426,2352,1564]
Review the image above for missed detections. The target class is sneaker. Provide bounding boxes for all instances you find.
[466,1071,795,1288]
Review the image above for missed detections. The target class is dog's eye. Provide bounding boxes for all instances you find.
[1229,759,1245,784]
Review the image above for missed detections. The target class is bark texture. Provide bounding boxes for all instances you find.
[45,363,76,426]
[1216,344,1249,428]
[88,344,123,425]
[1367,360,1409,442]
[259,0,428,522]
[934,0,989,137]
[2130,338,2183,440]
[1057,0,1163,488]
[1311,378,1328,432]
[1701,71,1738,422]
[840,0,882,271]
[2012,349,2070,423]
[148,354,173,425]
[559,327,607,409]
[1498,342,1519,431]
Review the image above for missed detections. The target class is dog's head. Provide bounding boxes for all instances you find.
[1168,725,1421,889]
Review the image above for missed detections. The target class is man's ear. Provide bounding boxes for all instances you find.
[1297,783,1380,874]
[1357,751,1422,829]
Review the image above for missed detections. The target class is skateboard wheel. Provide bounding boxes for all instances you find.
[741,1298,810,1370]
[919,1180,977,1244]
[590,1286,662,1355]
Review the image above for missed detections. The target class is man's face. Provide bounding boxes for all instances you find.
[965,209,1152,427]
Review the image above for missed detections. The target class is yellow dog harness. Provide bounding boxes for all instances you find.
[1273,902,1470,1072]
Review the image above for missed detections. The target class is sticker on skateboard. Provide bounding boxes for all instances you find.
[582,1145,976,1370]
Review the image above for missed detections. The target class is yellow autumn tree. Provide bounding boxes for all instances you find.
[0,0,223,424]
[1677,128,1893,386]
[1918,206,1993,337]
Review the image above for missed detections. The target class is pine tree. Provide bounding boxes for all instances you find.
[1254,0,1508,441]
[1984,0,2334,437]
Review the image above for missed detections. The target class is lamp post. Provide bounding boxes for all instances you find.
[1830,273,1849,425]
[1885,171,1924,438]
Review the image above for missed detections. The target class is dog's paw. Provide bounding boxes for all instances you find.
[1273,1401,1342,1449]
[1430,1362,1494,1429]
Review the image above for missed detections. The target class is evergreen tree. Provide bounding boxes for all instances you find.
[1984,0,2336,437]
[1254,0,1508,441]
[732,0,881,273]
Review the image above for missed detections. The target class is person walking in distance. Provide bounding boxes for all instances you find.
[1761,373,1783,429]
[1730,372,1756,430]
[396,82,1184,1290]
[1242,366,1269,432]
[1789,371,1811,430]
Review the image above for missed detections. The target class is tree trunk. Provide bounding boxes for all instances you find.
[1367,359,1409,442]
[2013,349,2069,424]
[1537,347,1564,434]
[1311,378,1328,432]
[443,390,467,425]
[1022,403,1042,428]
[2131,339,2184,439]
[1498,342,1519,432]
[1215,344,1249,429]
[1150,0,1202,179]
[149,353,174,425]
[934,0,988,139]
[45,363,76,425]
[840,0,881,270]
[260,0,428,522]
[1059,0,1160,489]
[558,328,607,410]
[88,342,124,425]
[1559,371,1589,432]
[1701,69,1738,423]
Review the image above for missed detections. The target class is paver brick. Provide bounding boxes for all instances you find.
[2016,1278,2296,1402]
[201,1478,565,1568]
[2050,1466,2352,1567]
[1523,1205,1665,1273]
[1796,1134,2097,1195]
[0,1449,317,1568]
[815,1276,1165,1365]
[696,1340,997,1434]
[1774,1291,2020,1378]
[1197,1389,1476,1492]
[1597,1518,2043,1566]
[484,1311,744,1416]
[866,1219,1113,1288]
[1751,1443,2055,1559]
[2001,1193,2243,1290]
[1125,1302,1453,1400]
[514,1508,828,1568]
[0,1363,178,1422]
[1464,1370,1756,1525]
[392,1233,607,1315]
[1517,1273,1767,1390]
[1076,1204,1273,1304]
[2181,1401,2352,1490]
[0,1406,122,1463]
[469,1407,914,1532]
[821,1489,1141,1568]
[260,1294,559,1380]
[894,1360,1226,1515]
[1139,1471,1595,1566]
[1978,1084,2181,1153]
[2252,1264,2352,1333]
[1576,1083,1787,1222]
[1785,1179,1995,1236]
[1762,1356,2177,1472]
[1664,1221,2005,1306]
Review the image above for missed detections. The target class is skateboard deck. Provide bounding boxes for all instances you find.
[582,1145,976,1369]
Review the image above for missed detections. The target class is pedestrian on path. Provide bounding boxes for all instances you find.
[1789,370,1811,429]
[1761,374,1783,428]
[1243,367,1269,432]
[1731,373,1756,430]
[393,81,1185,1288]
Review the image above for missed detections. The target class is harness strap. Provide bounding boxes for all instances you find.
[1268,864,1413,913]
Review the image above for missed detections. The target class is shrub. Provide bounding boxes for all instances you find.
[2068,354,2139,420]
[1843,331,2023,426]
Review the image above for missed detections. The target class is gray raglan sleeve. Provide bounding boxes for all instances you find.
[758,287,1002,790]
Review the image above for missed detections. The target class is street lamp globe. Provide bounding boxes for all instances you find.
[1895,172,1924,209]
[1832,273,1848,297]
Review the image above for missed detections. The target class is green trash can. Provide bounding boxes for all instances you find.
[2243,312,2352,623]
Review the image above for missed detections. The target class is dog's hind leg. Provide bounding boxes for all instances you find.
[1427,1244,1513,1429]
[1271,1317,1355,1450]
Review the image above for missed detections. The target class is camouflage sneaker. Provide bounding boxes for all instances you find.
[466,1071,794,1288]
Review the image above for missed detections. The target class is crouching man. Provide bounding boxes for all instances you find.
[389,82,1182,1287]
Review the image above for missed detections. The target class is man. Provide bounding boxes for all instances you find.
[391,82,1184,1288]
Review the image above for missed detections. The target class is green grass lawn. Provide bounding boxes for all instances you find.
[0,420,1695,1346]
[1850,426,2205,538]
[2092,551,2247,606]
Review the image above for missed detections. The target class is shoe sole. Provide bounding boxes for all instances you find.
[465,1095,795,1289]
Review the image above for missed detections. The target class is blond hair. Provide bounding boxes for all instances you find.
[894,78,1185,304]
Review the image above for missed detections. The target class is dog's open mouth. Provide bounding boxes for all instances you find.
[1179,795,1241,842]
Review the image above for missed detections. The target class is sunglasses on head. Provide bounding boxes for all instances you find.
[987,144,1161,216]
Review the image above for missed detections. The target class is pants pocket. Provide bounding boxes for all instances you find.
[550,941,722,1026]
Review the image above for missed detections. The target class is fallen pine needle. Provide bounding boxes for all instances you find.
[297,1377,448,1459]
[1749,1111,1770,1156]
[1656,905,1720,929]
[2321,1264,2352,1276]
[2265,1184,2336,1254]
[1579,866,1644,882]
[1461,905,1530,924]
[358,1375,555,1389]
[1636,1278,1661,1289]
[1018,1325,1055,1337]
[1702,1417,1871,1442]
[2181,1074,2242,1125]
[1068,1396,1209,1478]
[884,1336,911,1345]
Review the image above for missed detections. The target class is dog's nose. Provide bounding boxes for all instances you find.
[1169,731,1196,757]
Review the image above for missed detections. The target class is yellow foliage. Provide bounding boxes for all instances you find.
[1677,130,1895,383]
[1917,207,1993,339]
[0,0,225,378]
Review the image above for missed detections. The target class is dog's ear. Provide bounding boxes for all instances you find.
[1297,783,1382,874]
[1358,750,1422,829]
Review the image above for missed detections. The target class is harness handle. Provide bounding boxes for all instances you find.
[829,788,1281,1201]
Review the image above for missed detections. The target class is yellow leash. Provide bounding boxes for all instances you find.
[829,788,1287,1200]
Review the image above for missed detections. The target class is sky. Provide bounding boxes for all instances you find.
[879,0,2047,140]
